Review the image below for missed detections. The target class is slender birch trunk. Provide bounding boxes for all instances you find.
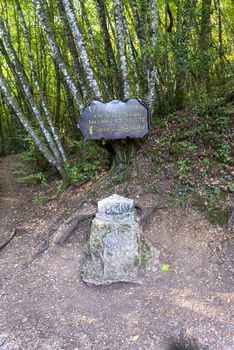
[123,15,140,96]
[59,0,102,100]
[163,0,173,108]
[0,75,70,185]
[129,0,140,40]
[214,0,224,80]
[95,0,120,97]
[0,17,63,161]
[138,0,149,95]
[57,0,89,100]
[79,0,111,98]
[199,0,212,92]
[32,0,84,110]
[0,76,56,167]
[54,61,61,128]
[113,0,130,100]
[147,0,160,112]
[15,0,67,161]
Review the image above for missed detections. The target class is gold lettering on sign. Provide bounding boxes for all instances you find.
[89,126,93,135]
[121,125,129,132]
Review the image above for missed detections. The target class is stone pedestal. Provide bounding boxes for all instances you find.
[81,194,160,285]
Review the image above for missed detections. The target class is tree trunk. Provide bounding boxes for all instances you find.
[0,113,5,156]
[54,61,61,128]
[60,0,102,100]
[104,139,137,174]
[214,0,224,83]
[95,0,121,97]
[113,0,130,100]
[32,0,84,110]
[0,76,70,187]
[175,0,193,109]
[57,0,88,101]
[199,0,212,92]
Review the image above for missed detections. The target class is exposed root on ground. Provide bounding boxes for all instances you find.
[25,160,171,266]
[56,213,95,245]
[0,228,17,251]
[25,174,111,265]
[136,204,169,228]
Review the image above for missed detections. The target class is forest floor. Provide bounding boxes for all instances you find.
[0,108,234,350]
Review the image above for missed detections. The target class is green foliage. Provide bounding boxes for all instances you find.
[0,0,233,196]
[228,182,234,192]
[208,207,231,226]
[172,180,196,204]
[65,140,109,184]
[13,137,109,187]
[169,144,183,159]
[33,193,49,206]
[177,159,190,180]
[193,187,231,227]
[214,143,231,163]
[150,96,233,227]
[148,181,160,194]
[178,141,198,153]
[1,0,234,157]
[21,136,48,169]
[65,160,101,184]
[13,136,48,185]
[149,148,163,166]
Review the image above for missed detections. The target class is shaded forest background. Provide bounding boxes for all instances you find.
[0,0,233,188]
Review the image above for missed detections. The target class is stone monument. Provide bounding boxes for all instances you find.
[81,194,160,285]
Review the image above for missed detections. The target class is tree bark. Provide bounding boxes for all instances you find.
[199,0,212,92]
[147,0,160,113]
[104,139,137,174]
[15,0,67,161]
[32,0,84,110]
[79,0,111,98]
[95,0,121,97]
[57,0,88,101]
[60,0,102,100]
[113,0,130,100]
[0,17,64,161]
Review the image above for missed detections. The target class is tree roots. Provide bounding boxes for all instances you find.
[0,228,17,251]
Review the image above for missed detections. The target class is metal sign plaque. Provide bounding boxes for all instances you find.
[78,99,150,140]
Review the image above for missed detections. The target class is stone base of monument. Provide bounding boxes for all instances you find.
[81,194,160,285]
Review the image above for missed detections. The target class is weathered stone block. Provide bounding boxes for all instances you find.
[81,194,160,285]
[96,194,135,221]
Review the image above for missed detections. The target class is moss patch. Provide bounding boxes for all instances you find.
[169,144,183,159]
[208,207,232,227]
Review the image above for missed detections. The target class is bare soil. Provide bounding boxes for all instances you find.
[0,154,234,350]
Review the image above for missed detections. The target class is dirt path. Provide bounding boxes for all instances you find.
[0,155,27,239]
[0,155,234,350]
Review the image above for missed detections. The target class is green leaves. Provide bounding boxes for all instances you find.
[228,183,234,193]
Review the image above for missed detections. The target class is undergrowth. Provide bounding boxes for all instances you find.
[14,137,109,193]
[64,139,109,184]
[13,136,48,186]
[12,93,233,225]
[150,99,234,226]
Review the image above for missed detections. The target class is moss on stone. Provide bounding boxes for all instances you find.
[139,237,151,268]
